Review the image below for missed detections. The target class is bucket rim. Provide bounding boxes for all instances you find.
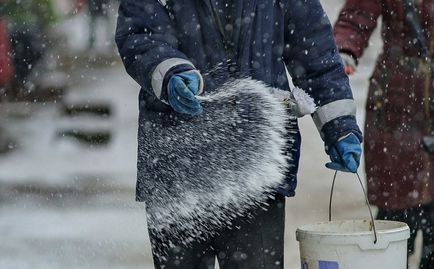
[296,219,409,237]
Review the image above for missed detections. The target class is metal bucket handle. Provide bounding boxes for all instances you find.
[328,171,378,244]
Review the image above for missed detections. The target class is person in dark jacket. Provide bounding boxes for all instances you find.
[87,0,110,49]
[334,1,434,268]
[116,0,362,268]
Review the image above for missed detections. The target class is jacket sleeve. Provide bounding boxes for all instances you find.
[333,0,382,60]
[115,0,203,101]
[284,0,362,150]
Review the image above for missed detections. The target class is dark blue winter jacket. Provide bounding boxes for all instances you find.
[116,0,362,199]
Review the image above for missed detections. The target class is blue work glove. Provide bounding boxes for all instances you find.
[325,133,362,173]
[167,71,203,116]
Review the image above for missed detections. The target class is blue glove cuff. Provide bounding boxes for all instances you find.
[326,133,362,173]
[167,71,204,116]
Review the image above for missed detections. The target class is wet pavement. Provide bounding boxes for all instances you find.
[0,66,154,269]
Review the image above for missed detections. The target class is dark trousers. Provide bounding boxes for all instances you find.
[149,195,286,269]
[377,203,434,269]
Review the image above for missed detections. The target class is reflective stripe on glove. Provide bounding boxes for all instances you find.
[167,71,203,116]
[325,133,362,173]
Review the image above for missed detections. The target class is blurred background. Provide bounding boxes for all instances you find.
[0,0,421,268]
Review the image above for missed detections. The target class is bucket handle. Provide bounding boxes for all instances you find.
[328,171,378,244]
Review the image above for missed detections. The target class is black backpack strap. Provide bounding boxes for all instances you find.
[403,0,429,58]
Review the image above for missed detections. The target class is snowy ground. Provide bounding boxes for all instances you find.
[0,1,421,268]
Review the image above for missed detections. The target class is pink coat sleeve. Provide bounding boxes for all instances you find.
[333,0,382,60]
[0,19,13,85]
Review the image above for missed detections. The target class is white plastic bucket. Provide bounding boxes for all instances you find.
[296,219,410,269]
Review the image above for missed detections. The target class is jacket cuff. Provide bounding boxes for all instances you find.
[339,50,358,65]
[312,99,362,151]
[313,99,357,131]
[339,52,357,69]
[151,58,201,101]
[321,115,363,153]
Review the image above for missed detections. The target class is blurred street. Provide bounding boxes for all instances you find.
[0,0,421,268]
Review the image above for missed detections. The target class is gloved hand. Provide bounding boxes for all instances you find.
[167,71,203,116]
[340,53,357,75]
[325,133,361,173]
